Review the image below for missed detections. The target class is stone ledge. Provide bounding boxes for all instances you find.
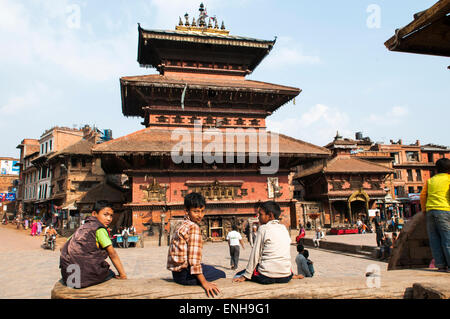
[301,238,378,258]
[51,269,450,299]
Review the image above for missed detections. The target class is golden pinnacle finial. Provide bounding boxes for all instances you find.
[175,4,229,35]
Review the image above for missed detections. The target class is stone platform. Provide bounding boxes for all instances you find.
[51,269,449,299]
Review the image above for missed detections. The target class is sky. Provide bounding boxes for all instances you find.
[0,0,449,159]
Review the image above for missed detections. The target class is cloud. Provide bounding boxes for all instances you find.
[368,106,409,125]
[0,82,62,115]
[0,0,140,83]
[266,104,351,146]
[261,36,321,69]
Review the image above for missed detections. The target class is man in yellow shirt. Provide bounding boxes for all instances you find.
[420,158,450,272]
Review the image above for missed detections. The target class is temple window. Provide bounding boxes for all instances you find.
[236,118,245,125]
[157,115,168,123]
[250,119,260,126]
[190,116,199,124]
[174,115,184,124]
[205,116,215,125]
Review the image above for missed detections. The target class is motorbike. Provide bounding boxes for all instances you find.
[42,235,56,251]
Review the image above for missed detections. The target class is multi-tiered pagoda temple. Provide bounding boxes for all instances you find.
[93,4,330,241]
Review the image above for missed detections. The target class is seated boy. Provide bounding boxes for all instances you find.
[233,201,293,284]
[59,200,127,288]
[167,192,226,298]
[293,244,313,278]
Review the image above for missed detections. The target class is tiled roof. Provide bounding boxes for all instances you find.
[139,28,276,47]
[384,0,450,57]
[77,182,129,204]
[47,139,93,161]
[295,155,394,178]
[92,127,330,157]
[121,74,300,94]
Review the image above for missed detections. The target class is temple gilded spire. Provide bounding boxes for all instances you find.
[175,3,229,35]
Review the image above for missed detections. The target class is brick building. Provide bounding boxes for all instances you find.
[0,157,20,216]
[16,126,118,232]
[92,5,330,241]
[294,134,394,228]
[296,132,450,225]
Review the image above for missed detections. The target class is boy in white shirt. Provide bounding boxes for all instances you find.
[233,201,293,284]
[226,225,245,270]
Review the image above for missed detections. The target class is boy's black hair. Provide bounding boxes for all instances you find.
[296,244,305,253]
[259,201,282,219]
[231,224,238,231]
[253,201,262,211]
[302,249,309,259]
[94,200,111,212]
[436,158,450,174]
[184,192,206,211]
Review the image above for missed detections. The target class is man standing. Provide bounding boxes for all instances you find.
[226,225,245,270]
[373,211,384,247]
[121,227,130,249]
[420,158,450,272]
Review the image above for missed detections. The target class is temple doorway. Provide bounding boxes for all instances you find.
[331,201,350,225]
[350,200,367,224]
[348,189,370,225]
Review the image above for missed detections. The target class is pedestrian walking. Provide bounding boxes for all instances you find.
[1,213,7,225]
[30,219,37,236]
[36,220,42,235]
[226,225,245,270]
[419,158,450,273]
[121,227,130,249]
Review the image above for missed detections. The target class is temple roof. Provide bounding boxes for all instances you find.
[47,139,93,161]
[77,181,129,205]
[120,74,301,117]
[92,127,330,158]
[385,0,450,57]
[295,155,394,179]
[137,25,276,74]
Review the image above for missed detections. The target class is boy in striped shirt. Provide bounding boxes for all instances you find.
[167,192,226,297]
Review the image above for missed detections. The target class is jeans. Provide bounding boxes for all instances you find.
[172,264,226,286]
[235,268,293,285]
[376,229,383,247]
[426,210,450,269]
[229,245,240,269]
